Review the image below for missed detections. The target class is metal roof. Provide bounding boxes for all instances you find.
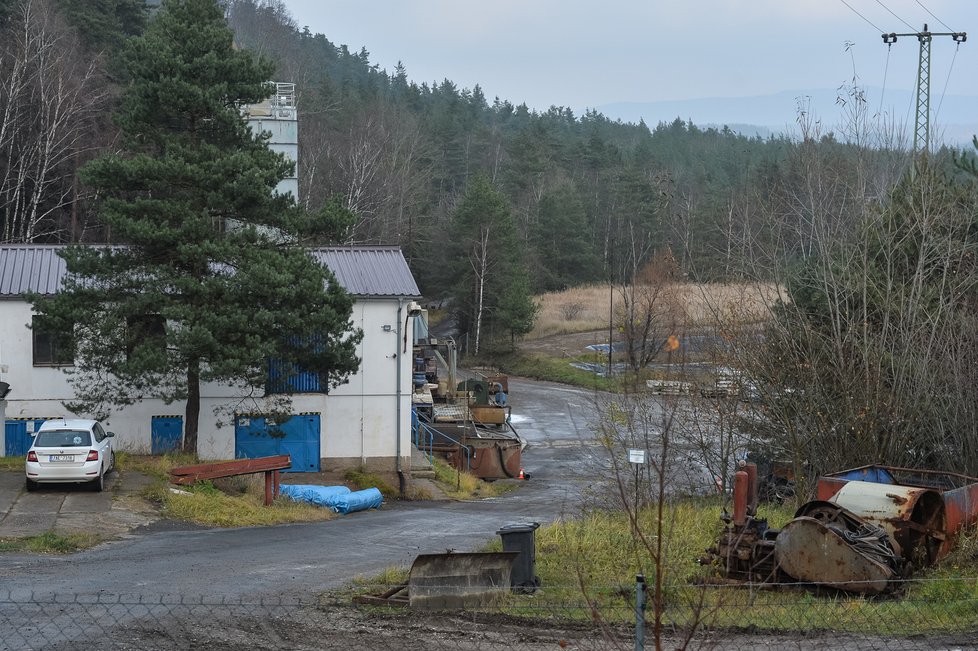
[310,247,420,298]
[0,245,420,298]
[0,245,68,296]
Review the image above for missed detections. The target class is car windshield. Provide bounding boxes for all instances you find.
[34,430,92,448]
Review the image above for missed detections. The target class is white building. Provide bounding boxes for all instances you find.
[0,244,421,479]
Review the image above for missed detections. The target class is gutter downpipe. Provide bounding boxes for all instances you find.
[395,299,406,498]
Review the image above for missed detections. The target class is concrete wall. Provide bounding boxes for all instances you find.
[0,298,414,472]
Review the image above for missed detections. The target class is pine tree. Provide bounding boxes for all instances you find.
[31,0,362,454]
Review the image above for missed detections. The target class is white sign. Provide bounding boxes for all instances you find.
[628,448,646,464]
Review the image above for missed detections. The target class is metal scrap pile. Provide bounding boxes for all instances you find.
[703,464,978,594]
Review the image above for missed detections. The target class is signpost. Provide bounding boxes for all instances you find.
[628,448,646,514]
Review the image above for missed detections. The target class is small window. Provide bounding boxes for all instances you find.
[93,424,106,442]
[32,316,74,366]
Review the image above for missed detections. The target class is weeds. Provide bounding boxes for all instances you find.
[0,457,24,471]
[0,532,100,554]
[117,452,199,481]
[344,468,397,498]
[430,457,512,500]
[146,480,335,527]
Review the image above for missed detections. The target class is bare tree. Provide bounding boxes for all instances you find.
[0,0,106,243]
[616,247,684,372]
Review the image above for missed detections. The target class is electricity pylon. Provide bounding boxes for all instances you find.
[882,24,966,158]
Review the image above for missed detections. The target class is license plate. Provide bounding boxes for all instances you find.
[49,455,73,462]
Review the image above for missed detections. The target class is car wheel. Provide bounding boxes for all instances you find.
[25,478,38,492]
[92,470,104,493]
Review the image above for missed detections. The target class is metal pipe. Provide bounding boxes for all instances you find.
[634,574,645,650]
[744,462,758,515]
[733,470,749,526]
[395,299,406,498]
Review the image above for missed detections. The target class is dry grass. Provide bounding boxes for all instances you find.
[148,479,336,527]
[529,282,782,339]
[431,457,513,500]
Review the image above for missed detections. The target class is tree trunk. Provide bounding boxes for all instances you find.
[183,358,200,455]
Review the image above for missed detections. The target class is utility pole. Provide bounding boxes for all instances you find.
[882,25,966,159]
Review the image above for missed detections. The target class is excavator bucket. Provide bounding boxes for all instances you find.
[407,551,519,610]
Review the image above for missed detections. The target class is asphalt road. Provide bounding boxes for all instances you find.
[0,378,604,600]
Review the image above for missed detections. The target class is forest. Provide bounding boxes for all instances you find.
[4,0,978,475]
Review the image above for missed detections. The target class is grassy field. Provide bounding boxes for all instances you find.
[528,282,781,340]
[348,497,978,636]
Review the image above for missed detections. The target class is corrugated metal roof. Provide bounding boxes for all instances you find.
[0,245,420,298]
[311,247,420,298]
[0,245,68,296]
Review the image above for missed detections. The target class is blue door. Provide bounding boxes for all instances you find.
[4,419,51,456]
[151,416,183,454]
[234,413,320,472]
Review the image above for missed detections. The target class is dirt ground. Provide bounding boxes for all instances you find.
[31,600,976,651]
[517,330,612,358]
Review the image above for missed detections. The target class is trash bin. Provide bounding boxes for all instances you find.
[497,522,540,593]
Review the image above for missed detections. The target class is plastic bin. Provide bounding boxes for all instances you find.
[496,522,540,593]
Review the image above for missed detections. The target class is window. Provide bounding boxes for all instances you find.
[35,430,91,447]
[266,337,328,394]
[32,316,74,366]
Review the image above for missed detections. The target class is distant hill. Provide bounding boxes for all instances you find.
[598,88,978,147]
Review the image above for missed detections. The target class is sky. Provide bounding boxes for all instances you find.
[281,0,976,117]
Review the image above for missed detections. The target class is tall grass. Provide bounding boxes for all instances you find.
[148,479,336,527]
[529,282,781,339]
[430,457,511,499]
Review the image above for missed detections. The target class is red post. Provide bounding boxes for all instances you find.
[733,470,749,526]
[264,471,273,506]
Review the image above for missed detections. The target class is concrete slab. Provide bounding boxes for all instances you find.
[0,472,22,517]
[61,491,113,513]
[8,492,65,514]
[0,469,158,539]
[0,512,56,537]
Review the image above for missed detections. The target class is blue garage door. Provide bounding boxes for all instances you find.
[151,416,183,454]
[234,413,320,472]
[5,418,54,456]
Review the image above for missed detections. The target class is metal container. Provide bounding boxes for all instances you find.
[830,480,946,564]
[497,522,540,593]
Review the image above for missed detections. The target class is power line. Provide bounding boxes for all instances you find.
[934,41,960,127]
[914,0,955,33]
[877,43,892,117]
[874,0,916,31]
[838,0,885,33]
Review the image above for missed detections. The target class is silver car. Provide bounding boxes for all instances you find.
[25,419,116,492]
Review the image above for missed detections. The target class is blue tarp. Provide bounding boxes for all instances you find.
[279,484,383,514]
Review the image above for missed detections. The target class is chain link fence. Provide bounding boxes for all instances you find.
[2,578,977,650]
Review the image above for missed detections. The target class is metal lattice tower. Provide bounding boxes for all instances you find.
[882,25,966,159]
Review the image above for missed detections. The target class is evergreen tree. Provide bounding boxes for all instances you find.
[451,175,524,355]
[31,0,362,454]
[56,0,147,53]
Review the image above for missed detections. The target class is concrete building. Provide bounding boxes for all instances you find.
[0,244,421,477]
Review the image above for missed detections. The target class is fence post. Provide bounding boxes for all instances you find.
[635,574,646,650]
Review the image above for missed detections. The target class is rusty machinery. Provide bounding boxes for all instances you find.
[702,463,972,594]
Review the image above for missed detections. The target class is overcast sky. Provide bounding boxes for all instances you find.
[280,1,976,113]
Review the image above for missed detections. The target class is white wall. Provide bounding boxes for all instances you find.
[0,298,415,468]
